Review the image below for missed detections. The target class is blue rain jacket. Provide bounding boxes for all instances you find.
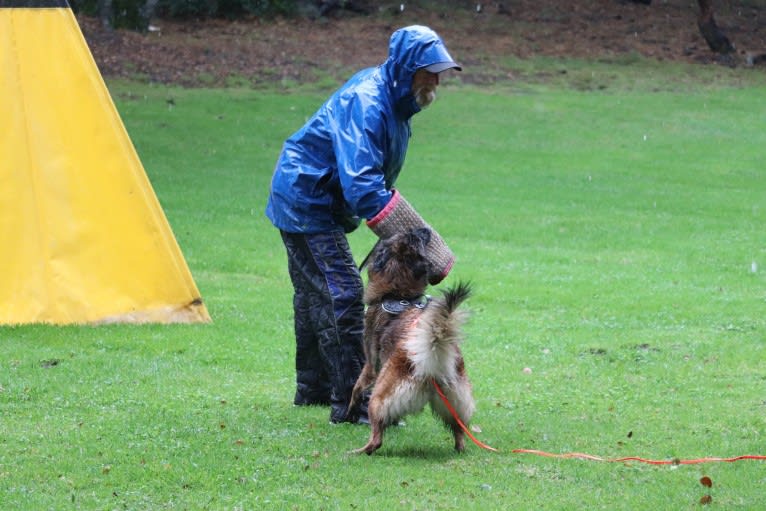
[266,25,459,234]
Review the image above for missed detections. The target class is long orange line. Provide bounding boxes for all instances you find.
[511,449,766,464]
[431,378,499,452]
[429,381,765,464]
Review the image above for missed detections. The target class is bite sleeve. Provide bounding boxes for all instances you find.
[366,189,454,284]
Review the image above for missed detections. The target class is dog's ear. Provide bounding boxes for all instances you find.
[372,241,391,273]
[412,227,432,248]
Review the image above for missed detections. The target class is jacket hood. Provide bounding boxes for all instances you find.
[383,25,460,110]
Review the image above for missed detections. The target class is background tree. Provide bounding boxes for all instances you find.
[696,0,734,54]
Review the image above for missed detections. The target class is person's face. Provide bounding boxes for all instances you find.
[411,69,439,109]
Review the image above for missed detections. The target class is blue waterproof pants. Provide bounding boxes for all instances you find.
[280,231,366,422]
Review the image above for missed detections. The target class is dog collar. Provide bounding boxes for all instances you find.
[381,295,431,315]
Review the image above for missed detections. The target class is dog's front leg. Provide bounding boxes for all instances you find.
[347,362,376,420]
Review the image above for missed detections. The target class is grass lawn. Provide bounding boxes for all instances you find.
[1,58,765,509]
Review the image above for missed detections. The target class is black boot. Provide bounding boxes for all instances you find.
[330,390,370,425]
[294,390,331,407]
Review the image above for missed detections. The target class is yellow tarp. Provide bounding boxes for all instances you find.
[1,6,210,324]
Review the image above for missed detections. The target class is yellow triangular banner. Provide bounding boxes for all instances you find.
[1,2,211,324]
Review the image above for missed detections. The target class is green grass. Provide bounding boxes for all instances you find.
[469,53,766,93]
[2,61,765,509]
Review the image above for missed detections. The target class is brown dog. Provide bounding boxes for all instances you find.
[348,227,475,455]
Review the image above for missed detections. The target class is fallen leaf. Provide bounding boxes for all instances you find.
[700,476,713,488]
[700,494,712,505]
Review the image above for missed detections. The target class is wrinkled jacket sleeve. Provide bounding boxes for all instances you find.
[330,93,393,220]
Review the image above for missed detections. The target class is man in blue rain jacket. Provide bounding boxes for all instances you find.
[266,25,461,424]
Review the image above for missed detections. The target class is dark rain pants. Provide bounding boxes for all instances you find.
[280,231,366,421]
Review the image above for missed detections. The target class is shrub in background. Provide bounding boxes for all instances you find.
[71,0,297,30]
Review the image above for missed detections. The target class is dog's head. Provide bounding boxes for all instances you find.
[365,227,432,302]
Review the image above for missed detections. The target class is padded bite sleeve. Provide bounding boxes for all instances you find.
[367,189,454,284]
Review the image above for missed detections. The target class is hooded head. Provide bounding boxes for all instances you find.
[384,26,461,116]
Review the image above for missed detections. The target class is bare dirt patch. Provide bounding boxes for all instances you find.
[78,1,766,87]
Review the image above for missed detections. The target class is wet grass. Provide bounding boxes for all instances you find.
[1,63,764,509]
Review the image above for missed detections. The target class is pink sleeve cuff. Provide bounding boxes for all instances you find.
[429,256,455,285]
[366,189,400,228]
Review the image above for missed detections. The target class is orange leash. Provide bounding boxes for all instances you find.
[431,378,499,452]
[431,378,765,463]
[511,449,766,465]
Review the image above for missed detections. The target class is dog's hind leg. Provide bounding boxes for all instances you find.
[432,402,466,452]
[450,423,466,453]
[431,381,475,453]
[352,392,393,455]
[352,418,385,455]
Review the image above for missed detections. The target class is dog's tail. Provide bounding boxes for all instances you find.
[426,281,472,343]
[441,281,472,314]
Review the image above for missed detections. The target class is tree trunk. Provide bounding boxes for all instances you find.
[697,0,734,54]
[140,0,160,29]
[98,0,113,30]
